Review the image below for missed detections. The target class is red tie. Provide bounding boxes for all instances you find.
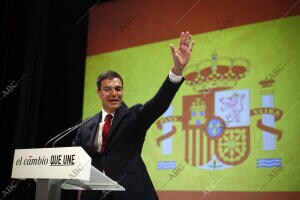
[101,114,112,153]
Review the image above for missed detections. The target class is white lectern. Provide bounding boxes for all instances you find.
[11,147,125,200]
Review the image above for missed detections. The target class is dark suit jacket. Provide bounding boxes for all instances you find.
[73,76,184,200]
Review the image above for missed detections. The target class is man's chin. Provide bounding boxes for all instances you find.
[110,103,121,110]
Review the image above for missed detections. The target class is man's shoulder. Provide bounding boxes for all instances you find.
[81,113,101,129]
[129,103,144,113]
[117,103,145,117]
[119,102,143,112]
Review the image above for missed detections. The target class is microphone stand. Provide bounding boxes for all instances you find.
[44,116,94,148]
[51,123,81,147]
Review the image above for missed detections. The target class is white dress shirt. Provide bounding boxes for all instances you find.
[94,109,114,152]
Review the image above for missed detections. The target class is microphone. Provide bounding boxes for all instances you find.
[44,116,94,148]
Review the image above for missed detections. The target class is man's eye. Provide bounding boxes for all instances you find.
[102,86,122,92]
[115,87,123,91]
[103,87,112,92]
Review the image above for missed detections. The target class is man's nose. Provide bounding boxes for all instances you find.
[111,88,117,96]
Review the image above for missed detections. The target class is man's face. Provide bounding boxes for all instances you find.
[97,78,123,113]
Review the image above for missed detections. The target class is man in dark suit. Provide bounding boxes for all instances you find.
[73,31,194,200]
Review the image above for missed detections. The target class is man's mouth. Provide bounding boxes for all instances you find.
[109,99,119,104]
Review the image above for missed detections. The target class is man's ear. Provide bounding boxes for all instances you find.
[96,88,101,97]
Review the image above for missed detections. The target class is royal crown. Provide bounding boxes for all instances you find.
[184,52,250,92]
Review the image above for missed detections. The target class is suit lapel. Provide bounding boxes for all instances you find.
[87,113,101,151]
[105,103,129,151]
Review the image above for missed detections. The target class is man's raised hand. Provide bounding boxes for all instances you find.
[170,31,195,76]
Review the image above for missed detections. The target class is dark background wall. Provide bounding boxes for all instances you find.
[0,0,107,199]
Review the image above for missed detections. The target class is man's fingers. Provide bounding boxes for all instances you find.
[179,32,185,46]
[170,44,176,56]
[189,40,195,51]
[174,31,193,52]
[181,31,191,46]
[188,33,192,44]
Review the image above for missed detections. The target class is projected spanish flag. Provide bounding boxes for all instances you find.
[83,0,300,199]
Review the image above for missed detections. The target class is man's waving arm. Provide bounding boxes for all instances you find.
[137,31,195,129]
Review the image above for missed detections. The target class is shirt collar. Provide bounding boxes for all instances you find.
[101,108,114,122]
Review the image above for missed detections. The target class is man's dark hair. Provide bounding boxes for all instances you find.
[96,70,123,89]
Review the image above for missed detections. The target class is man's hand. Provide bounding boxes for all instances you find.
[170,31,195,76]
